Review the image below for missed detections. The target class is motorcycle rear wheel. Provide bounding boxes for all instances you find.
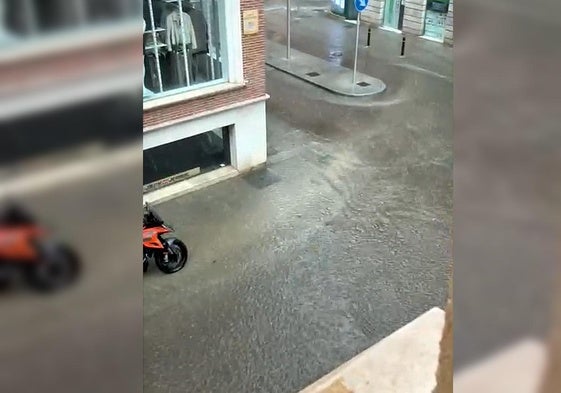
[26,244,80,292]
[155,238,188,274]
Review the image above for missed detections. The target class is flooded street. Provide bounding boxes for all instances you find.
[144,3,452,392]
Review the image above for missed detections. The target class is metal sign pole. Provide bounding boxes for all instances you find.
[352,12,361,85]
[287,0,291,59]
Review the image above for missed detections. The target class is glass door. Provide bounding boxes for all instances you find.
[383,0,401,30]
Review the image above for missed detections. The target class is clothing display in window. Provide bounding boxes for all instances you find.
[143,0,225,98]
[143,19,155,96]
[208,0,221,50]
[186,6,209,54]
[169,50,192,88]
[163,7,197,52]
[186,4,210,81]
[145,54,161,92]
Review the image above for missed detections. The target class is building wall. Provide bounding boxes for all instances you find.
[444,0,454,45]
[143,98,267,203]
[361,0,385,26]
[144,99,267,172]
[143,0,267,130]
[402,0,427,36]
[143,0,268,197]
[229,101,267,171]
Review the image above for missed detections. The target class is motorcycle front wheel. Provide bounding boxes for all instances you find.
[155,238,188,274]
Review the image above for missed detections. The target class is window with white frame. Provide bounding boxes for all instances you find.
[143,0,231,101]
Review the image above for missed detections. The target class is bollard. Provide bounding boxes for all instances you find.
[400,35,406,57]
[366,27,372,47]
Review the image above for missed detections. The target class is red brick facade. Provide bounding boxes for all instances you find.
[143,0,267,130]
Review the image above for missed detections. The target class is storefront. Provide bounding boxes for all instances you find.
[422,0,449,42]
[143,0,268,201]
[362,0,453,45]
[143,127,230,192]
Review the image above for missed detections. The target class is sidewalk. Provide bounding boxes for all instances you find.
[266,40,386,97]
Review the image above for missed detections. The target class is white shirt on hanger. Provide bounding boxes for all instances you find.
[165,9,198,52]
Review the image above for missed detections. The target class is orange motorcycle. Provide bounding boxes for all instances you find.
[143,203,188,274]
[0,203,80,292]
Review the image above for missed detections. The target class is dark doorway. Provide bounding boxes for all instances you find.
[143,126,231,189]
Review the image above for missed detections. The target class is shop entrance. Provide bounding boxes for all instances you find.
[422,0,449,42]
[143,126,231,192]
[383,0,404,31]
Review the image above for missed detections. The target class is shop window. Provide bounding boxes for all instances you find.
[143,126,231,190]
[143,0,229,101]
[427,0,449,13]
[423,0,449,41]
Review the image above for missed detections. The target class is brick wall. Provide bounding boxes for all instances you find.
[143,0,267,130]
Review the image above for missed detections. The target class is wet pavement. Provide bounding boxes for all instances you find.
[144,3,452,393]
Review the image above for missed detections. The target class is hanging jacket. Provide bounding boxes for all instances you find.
[165,9,198,52]
[186,7,209,53]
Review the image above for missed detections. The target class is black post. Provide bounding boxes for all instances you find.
[400,35,406,56]
[366,27,372,47]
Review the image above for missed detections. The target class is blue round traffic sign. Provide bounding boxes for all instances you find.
[354,0,369,12]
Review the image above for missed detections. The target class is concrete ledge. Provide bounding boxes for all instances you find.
[143,166,239,205]
[298,307,444,393]
[266,41,385,97]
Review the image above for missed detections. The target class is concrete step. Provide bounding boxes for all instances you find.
[298,307,445,393]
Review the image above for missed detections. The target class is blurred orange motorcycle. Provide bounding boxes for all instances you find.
[0,203,80,292]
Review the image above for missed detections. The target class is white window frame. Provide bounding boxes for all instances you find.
[142,0,244,111]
